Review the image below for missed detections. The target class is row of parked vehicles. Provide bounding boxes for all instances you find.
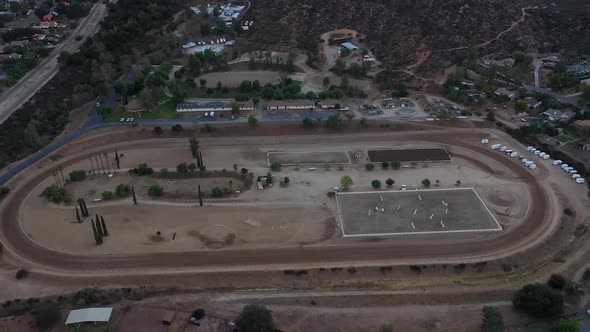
[482,138,585,184]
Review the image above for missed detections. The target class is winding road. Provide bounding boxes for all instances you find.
[0,2,108,125]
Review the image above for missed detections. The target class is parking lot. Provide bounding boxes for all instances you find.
[336,188,501,236]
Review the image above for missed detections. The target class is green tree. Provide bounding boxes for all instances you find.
[41,185,67,203]
[32,302,61,329]
[69,170,87,182]
[240,80,253,92]
[302,117,314,128]
[371,180,381,189]
[235,304,275,332]
[381,162,389,169]
[323,77,330,88]
[422,179,431,187]
[515,100,528,112]
[385,178,394,188]
[177,162,188,173]
[148,185,163,197]
[115,184,131,196]
[171,124,183,132]
[248,116,258,128]
[211,186,223,197]
[189,55,201,76]
[365,163,375,171]
[360,117,368,127]
[340,176,353,190]
[548,274,566,290]
[334,59,346,76]
[391,160,401,169]
[551,319,580,332]
[189,137,200,158]
[481,306,504,332]
[270,162,282,172]
[102,191,114,200]
[324,113,342,129]
[23,122,41,149]
[513,283,563,318]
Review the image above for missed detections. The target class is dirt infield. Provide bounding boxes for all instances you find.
[367,148,451,162]
[268,151,350,165]
[336,188,501,236]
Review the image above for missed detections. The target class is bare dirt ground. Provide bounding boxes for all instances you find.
[20,136,531,258]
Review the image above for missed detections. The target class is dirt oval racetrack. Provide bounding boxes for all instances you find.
[0,130,554,273]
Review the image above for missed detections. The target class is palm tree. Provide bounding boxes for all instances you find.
[58,167,66,184]
[89,157,96,175]
[103,153,110,174]
[52,170,60,187]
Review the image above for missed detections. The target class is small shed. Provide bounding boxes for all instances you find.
[162,310,175,326]
[341,42,359,51]
[65,308,113,326]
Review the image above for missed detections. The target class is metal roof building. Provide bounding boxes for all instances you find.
[65,308,113,326]
[341,42,359,51]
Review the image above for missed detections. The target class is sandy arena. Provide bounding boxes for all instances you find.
[0,128,579,274]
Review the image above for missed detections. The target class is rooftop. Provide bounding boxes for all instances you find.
[65,308,112,325]
[267,100,315,107]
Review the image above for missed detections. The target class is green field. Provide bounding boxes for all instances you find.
[555,134,573,143]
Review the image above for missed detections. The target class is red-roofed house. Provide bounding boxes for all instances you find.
[33,34,46,40]
[42,14,53,22]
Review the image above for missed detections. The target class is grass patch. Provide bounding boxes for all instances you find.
[555,134,573,144]
[183,85,259,99]
[141,100,180,119]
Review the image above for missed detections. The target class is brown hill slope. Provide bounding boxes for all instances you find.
[244,0,588,77]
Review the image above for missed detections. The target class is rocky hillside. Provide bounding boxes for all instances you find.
[244,0,588,76]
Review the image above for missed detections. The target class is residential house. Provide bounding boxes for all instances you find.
[0,45,5,54]
[480,58,515,69]
[494,88,516,101]
[10,40,29,47]
[266,100,315,111]
[567,60,590,76]
[542,109,575,123]
[176,101,254,114]
[524,97,542,110]
[42,14,53,22]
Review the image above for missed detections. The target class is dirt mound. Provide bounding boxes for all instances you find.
[487,190,516,207]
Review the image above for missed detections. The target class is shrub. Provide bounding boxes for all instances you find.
[211,187,223,198]
[564,208,574,216]
[547,274,566,290]
[75,287,106,305]
[513,283,563,317]
[153,126,163,134]
[41,185,67,203]
[422,178,431,187]
[148,185,163,197]
[171,124,183,132]
[177,162,188,173]
[134,163,153,176]
[326,191,336,198]
[365,163,375,171]
[235,304,275,332]
[192,308,206,320]
[115,184,131,196]
[391,160,401,169]
[385,178,394,187]
[481,306,504,332]
[302,117,314,128]
[128,287,144,300]
[371,180,381,189]
[101,191,114,200]
[68,170,87,182]
[32,302,61,329]
[15,269,28,280]
[270,162,282,171]
[340,176,353,189]
[381,162,389,169]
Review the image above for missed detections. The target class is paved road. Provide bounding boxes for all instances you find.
[0,130,555,274]
[0,2,108,125]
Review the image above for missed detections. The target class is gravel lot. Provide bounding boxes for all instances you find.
[268,151,350,165]
[368,148,451,162]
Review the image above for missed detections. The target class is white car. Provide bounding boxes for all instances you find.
[553,160,562,166]
[119,117,125,122]
[576,178,585,184]
[572,174,581,179]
